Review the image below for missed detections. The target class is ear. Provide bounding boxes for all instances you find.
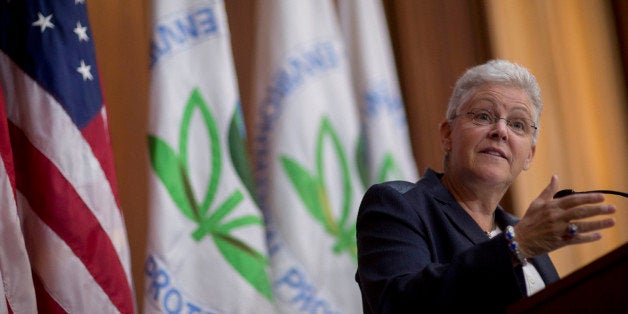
[523,145,536,170]
[439,120,452,152]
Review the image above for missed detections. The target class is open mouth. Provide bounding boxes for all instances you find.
[480,148,507,160]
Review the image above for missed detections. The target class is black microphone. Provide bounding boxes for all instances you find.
[554,189,628,199]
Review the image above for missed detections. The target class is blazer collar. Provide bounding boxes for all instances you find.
[418,168,516,244]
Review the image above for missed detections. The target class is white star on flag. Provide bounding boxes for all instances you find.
[32,12,54,33]
[75,0,85,4]
[73,21,89,41]
[77,60,93,81]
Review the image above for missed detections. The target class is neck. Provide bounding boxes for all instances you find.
[441,173,503,233]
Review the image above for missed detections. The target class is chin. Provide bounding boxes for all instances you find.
[473,165,513,184]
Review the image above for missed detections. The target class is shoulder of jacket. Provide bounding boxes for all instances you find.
[379,180,416,194]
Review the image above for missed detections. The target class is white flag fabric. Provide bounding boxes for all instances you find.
[339,0,418,185]
[0,86,37,314]
[253,0,363,312]
[145,0,276,313]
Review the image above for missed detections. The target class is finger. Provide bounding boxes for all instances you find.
[564,232,603,245]
[560,204,616,221]
[566,218,616,234]
[538,175,559,200]
[557,193,605,210]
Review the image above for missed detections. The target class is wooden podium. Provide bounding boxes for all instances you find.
[508,243,628,313]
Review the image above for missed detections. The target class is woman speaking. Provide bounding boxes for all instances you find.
[355,60,616,313]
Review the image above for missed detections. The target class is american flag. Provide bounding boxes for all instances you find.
[0,1,135,313]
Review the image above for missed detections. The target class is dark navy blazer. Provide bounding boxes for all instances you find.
[355,169,559,313]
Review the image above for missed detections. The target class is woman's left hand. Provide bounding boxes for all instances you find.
[514,175,616,259]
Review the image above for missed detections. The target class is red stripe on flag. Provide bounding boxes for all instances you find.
[0,86,15,194]
[81,110,120,205]
[6,299,14,314]
[8,123,134,314]
[33,272,65,314]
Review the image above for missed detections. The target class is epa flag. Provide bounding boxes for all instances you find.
[253,0,363,312]
[145,1,276,313]
[0,1,135,313]
[339,0,418,185]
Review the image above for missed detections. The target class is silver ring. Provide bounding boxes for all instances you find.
[567,223,578,236]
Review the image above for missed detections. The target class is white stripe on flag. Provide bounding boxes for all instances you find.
[0,270,6,313]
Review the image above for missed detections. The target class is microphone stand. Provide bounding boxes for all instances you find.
[554,189,628,199]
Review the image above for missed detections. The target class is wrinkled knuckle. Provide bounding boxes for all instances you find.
[546,211,562,223]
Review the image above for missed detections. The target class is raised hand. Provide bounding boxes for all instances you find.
[514,175,616,259]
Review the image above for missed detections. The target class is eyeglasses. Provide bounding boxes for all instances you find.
[463,109,537,136]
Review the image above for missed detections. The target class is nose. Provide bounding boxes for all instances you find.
[489,118,509,141]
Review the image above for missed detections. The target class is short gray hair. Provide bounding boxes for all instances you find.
[446,59,543,143]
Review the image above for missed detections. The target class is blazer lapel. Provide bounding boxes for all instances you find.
[441,200,490,244]
[419,169,489,245]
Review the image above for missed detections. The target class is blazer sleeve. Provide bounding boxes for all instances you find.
[356,183,526,313]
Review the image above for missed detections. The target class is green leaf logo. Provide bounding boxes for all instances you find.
[147,88,273,301]
[228,103,258,205]
[280,117,357,260]
[356,131,403,188]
